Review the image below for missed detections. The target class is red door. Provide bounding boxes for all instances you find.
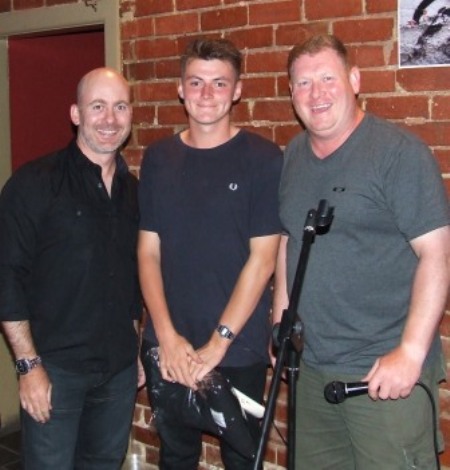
[9,29,105,171]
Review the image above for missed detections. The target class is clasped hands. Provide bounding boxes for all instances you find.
[159,333,228,390]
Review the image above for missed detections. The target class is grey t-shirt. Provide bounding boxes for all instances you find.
[280,113,449,375]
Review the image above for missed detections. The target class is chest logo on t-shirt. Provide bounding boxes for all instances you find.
[228,183,238,191]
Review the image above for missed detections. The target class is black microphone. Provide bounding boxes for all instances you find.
[324,381,368,404]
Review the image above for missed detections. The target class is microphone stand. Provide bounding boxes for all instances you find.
[253,199,333,470]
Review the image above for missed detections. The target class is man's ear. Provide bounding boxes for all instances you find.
[177,80,184,101]
[232,79,243,103]
[349,66,361,95]
[70,104,80,126]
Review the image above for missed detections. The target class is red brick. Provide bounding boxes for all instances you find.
[242,76,277,99]
[247,50,289,74]
[201,6,247,31]
[177,0,221,10]
[404,122,450,147]
[334,18,394,42]
[154,12,199,36]
[203,441,223,467]
[230,102,251,123]
[154,58,181,80]
[444,181,450,199]
[278,75,290,98]
[359,70,396,94]
[226,26,274,50]
[397,67,450,92]
[440,417,450,465]
[158,104,188,126]
[264,440,279,465]
[276,22,329,47]
[434,149,450,174]
[348,45,387,68]
[122,147,143,168]
[305,0,362,20]
[135,38,179,60]
[121,19,138,40]
[433,96,450,120]
[135,0,174,16]
[252,99,293,122]
[131,423,156,446]
[138,81,178,102]
[126,62,157,82]
[135,387,149,406]
[133,17,154,38]
[121,40,135,63]
[366,0,396,14]
[249,0,300,25]
[132,105,156,126]
[365,96,429,120]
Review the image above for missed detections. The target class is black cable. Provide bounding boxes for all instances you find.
[416,381,441,470]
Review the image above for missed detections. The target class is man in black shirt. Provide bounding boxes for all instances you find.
[138,38,282,469]
[0,67,144,469]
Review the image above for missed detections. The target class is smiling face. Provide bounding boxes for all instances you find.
[289,48,360,144]
[70,69,132,164]
[178,58,242,130]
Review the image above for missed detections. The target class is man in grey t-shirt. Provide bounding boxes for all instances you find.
[274,34,450,469]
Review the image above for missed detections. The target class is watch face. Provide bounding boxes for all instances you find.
[217,325,234,339]
[16,360,30,374]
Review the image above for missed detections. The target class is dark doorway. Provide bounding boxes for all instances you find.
[9,29,104,171]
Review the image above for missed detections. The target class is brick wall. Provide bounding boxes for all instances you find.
[3,0,449,468]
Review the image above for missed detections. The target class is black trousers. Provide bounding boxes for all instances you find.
[141,341,267,470]
[21,362,137,470]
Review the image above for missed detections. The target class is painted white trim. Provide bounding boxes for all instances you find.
[0,0,120,188]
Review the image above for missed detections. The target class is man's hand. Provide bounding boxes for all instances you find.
[191,333,229,384]
[363,344,423,400]
[158,333,202,389]
[19,366,52,423]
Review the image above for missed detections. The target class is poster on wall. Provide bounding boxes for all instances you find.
[398,0,450,67]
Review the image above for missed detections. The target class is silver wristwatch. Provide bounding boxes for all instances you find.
[15,356,42,375]
[216,324,235,340]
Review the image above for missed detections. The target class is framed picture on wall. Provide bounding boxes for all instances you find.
[398,0,450,68]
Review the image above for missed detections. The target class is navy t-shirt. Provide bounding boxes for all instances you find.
[139,130,282,366]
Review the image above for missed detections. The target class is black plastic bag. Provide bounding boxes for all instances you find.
[147,347,257,459]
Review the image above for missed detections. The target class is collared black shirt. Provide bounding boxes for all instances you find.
[0,141,141,374]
